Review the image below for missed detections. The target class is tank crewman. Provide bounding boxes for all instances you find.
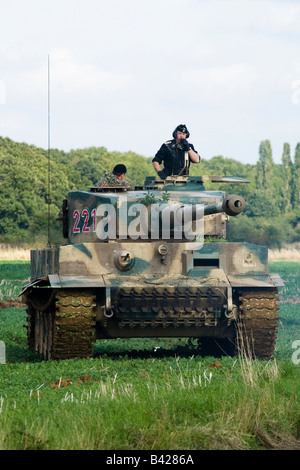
[152,124,200,180]
[96,164,133,190]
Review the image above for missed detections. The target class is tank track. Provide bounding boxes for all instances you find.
[111,286,230,329]
[235,288,279,359]
[26,289,96,360]
[25,287,279,360]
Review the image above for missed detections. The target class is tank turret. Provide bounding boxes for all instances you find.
[60,175,246,244]
[22,174,283,361]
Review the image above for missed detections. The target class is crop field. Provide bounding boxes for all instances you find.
[0,260,299,451]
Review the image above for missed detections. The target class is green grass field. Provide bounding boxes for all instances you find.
[0,261,299,450]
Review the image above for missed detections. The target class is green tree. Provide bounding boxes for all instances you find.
[291,143,300,209]
[280,142,292,212]
[257,140,274,190]
[1,135,300,248]
[245,190,279,218]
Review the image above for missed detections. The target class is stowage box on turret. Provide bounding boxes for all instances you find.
[22,175,284,360]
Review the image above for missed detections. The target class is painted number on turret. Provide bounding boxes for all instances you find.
[73,209,96,233]
[71,200,204,247]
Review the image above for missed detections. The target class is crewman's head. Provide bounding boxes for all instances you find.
[113,164,127,179]
[172,124,190,140]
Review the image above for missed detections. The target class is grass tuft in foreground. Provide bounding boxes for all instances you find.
[0,261,299,450]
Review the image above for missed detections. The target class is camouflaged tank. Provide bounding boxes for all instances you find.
[22,174,283,360]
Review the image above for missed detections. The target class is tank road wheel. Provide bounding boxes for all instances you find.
[234,288,280,359]
[25,289,96,360]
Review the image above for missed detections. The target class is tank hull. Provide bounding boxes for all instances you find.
[22,240,283,360]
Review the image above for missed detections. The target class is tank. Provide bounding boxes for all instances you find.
[22,174,284,360]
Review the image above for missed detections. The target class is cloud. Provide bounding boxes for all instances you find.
[188,0,300,35]
[181,63,258,105]
[49,50,133,94]
[1,0,300,164]
[0,81,6,105]
[10,50,132,100]
[257,1,300,33]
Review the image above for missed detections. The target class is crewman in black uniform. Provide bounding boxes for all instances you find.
[152,124,200,179]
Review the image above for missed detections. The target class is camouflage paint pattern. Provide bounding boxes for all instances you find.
[22,175,284,359]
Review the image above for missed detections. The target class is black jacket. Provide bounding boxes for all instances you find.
[152,139,199,177]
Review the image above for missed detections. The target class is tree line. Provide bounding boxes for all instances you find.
[0,136,299,248]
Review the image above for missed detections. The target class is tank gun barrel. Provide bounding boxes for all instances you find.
[202,176,250,184]
[215,194,245,216]
[160,194,246,229]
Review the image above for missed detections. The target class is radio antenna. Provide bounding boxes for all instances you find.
[47,54,51,247]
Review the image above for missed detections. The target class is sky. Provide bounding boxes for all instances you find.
[0,0,300,165]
